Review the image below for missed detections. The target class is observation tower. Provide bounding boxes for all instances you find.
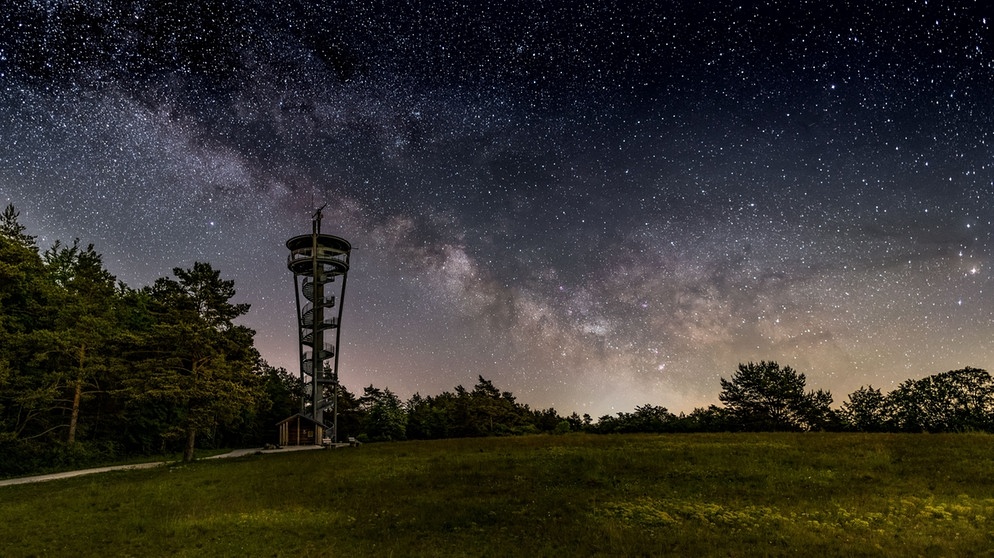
[282,206,351,445]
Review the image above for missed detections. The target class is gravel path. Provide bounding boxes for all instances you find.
[0,445,327,487]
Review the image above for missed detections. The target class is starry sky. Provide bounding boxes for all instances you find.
[2,1,993,416]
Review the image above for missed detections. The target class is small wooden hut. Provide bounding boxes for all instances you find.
[277,414,324,446]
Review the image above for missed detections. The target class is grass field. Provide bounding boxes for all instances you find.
[2,433,993,557]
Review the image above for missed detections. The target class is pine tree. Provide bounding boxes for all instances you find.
[0,204,37,249]
[0,204,52,445]
[39,239,119,444]
[132,262,261,461]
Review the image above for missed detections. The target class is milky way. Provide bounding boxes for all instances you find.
[2,1,992,415]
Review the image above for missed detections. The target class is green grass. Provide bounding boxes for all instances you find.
[2,433,994,556]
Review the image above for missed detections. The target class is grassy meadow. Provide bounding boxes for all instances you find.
[2,433,994,557]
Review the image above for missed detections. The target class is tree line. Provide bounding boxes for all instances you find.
[3,204,993,477]
[1,205,279,473]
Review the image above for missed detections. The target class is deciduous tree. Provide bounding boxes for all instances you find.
[882,368,994,432]
[719,361,833,431]
[841,386,886,432]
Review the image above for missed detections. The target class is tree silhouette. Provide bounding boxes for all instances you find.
[841,386,886,432]
[719,361,833,431]
[882,368,994,432]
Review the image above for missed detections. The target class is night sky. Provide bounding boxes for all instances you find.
[2,1,993,416]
